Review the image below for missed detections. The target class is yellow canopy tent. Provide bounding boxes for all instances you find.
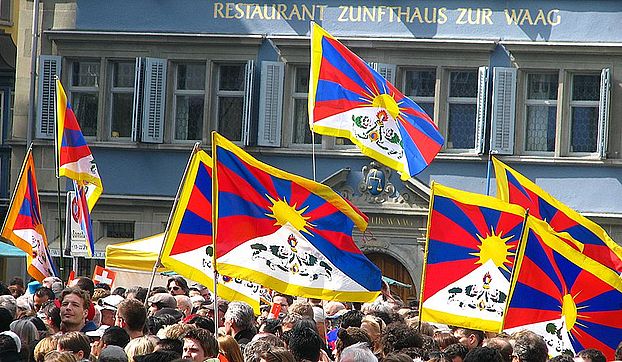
[105,233,170,287]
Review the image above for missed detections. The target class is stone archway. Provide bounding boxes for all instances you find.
[365,252,418,307]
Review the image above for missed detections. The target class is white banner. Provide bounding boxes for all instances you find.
[66,191,88,257]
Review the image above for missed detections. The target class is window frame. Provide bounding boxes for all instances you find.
[108,60,136,141]
[289,64,321,147]
[172,61,207,143]
[68,59,101,140]
[444,68,480,153]
[212,62,247,144]
[521,70,559,156]
[403,67,438,120]
[567,72,601,156]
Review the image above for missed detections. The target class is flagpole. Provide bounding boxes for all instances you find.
[145,142,201,304]
[417,181,436,331]
[211,131,220,331]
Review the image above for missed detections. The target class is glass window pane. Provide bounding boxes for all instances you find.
[218,97,244,141]
[418,102,434,118]
[113,62,135,88]
[526,105,556,152]
[449,71,477,98]
[72,61,100,87]
[448,104,476,149]
[572,74,599,101]
[177,64,205,91]
[293,98,320,144]
[406,70,436,97]
[72,93,98,137]
[219,65,245,91]
[175,95,204,140]
[295,67,310,93]
[571,107,598,152]
[527,73,558,100]
[111,93,133,138]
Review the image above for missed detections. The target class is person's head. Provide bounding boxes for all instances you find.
[483,337,513,362]
[340,310,364,329]
[281,313,303,333]
[288,323,323,362]
[185,315,215,333]
[10,318,38,348]
[34,287,56,312]
[124,336,156,362]
[60,287,90,332]
[167,277,189,296]
[616,340,622,361]
[116,298,147,335]
[575,349,606,362]
[70,277,95,298]
[272,295,291,314]
[510,330,547,362]
[382,353,413,362]
[102,326,131,349]
[34,335,60,362]
[335,327,373,360]
[98,345,129,362]
[381,323,423,356]
[57,331,91,360]
[464,347,504,362]
[224,301,255,334]
[43,351,78,362]
[452,328,485,350]
[444,343,469,362]
[9,277,24,296]
[218,335,243,362]
[0,332,20,361]
[259,347,295,362]
[155,338,183,355]
[146,293,177,315]
[548,356,574,362]
[338,342,377,362]
[124,287,148,302]
[0,295,17,320]
[433,331,459,351]
[288,301,314,320]
[175,295,192,316]
[182,328,219,362]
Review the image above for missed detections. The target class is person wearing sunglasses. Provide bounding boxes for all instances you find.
[167,277,189,296]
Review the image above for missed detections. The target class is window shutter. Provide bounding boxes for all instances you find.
[37,55,61,139]
[490,67,517,155]
[597,68,611,159]
[241,60,255,146]
[475,66,489,154]
[370,62,397,84]
[140,58,167,143]
[257,61,284,147]
[131,57,145,142]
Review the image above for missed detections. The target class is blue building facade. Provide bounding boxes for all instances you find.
[8,0,622,302]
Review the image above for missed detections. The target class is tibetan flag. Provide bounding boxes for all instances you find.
[504,217,622,360]
[420,183,526,332]
[309,22,443,180]
[212,132,382,302]
[493,158,622,274]
[56,79,103,210]
[160,149,261,312]
[72,180,95,257]
[1,148,57,282]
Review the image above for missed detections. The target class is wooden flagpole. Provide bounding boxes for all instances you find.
[145,142,201,304]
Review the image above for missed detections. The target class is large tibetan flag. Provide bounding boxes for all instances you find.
[160,149,261,312]
[72,180,95,257]
[1,147,57,282]
[493,158,622,274]
[212,132,382,301]
[420,183,526,332]
[309,23,443,180]
[56,79,103,210]
[504,217,622,360]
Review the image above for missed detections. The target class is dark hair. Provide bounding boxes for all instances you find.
[34,287,56,301]
[0,333,18,360]
[382,353,413,362]
[58,331,91,359]
[183,328,219,358]
[549,355,575,362]
[41,302,61,331]
[74,277,95,297]
[616,340,622,361]
[464,347,504,362]
[443,343,468,360]
[433,332,459,350]
[61,287,91,310]
[112,287,126,297]
[576,349,606,362]
[10,277,24,287]
[102,326,130,348]
[167,277,190,295]
[135,350,181,362]
[511,331,548,362]
[260,318,282,335]
[147,316,166,336]
[186,315,215,333]
[340,310,364,329]
[0,307,11,332]
[259,347,295,362]
[288,324,322,362]
[157,338,184,355]
[117,298,147,332]
[272,293,293,306]
[369,310,403,326]
[453,327,485,347]
[95,283,111,291]
[0,282,10,296]
[125,287,148,301]
[336,327,372,358]
[381,323,423,355]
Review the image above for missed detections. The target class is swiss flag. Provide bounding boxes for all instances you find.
[92,265,116,287]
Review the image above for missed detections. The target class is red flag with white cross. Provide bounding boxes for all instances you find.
[92,265,116,287]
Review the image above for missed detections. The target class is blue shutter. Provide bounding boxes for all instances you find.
[597,68,610,159]
[490,67,517,155]
[241,60,255,146]
[257,61,284,147]
[37,55,61,139]
[140,58,167,143]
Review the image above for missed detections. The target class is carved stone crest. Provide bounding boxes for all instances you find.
[358,161,395,204]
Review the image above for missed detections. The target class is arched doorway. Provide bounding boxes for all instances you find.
[366,252,418,307]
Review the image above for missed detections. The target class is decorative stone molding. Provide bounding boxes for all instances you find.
[357,161,396,204]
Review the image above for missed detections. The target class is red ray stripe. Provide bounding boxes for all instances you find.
[303,200,340,224]
[59,145,92,166]
[422,259,479,299]
[518,256,563,301]
[397,116,442,164]
[582,245,622,272]
[318,59,371,98]
[539,238,570,296]
[570,270,615,304]
[287,183,313,212]
[169,233,213,256]
[400,106,434,123]
[429,210,480,249]
[578,311,622,329]
[312,99,369,122]
[186,186,212,223]
[217,216,278,256]
[217,164,273,211]
[571,326,616,361]
[503,307,560,329]
[325,37,378,90]
[313,228,361,254]
[496,211,524,236]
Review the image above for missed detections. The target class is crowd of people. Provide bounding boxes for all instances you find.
[0,275,619,362]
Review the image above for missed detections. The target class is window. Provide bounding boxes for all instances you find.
[110,61,135,139]
[291,66,320,145]
[524,73,558,153]
[0,0,10,23]
[174,63,205,141]
[405,69,436,118]
[570,74,600,153]
[69,60,100,137]
[216,64,246,142]
[102,221,135,239]
[447,70,478,149]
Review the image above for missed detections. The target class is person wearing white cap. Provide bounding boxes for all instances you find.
[99,295,125,327]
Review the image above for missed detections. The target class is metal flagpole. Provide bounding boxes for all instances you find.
[145,142,201,304]
[211,132,220,331]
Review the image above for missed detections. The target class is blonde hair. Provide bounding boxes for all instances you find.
[158,323,196,340]
[124,336,156,362]
[218,335,243,362]
[43,351,78,362]
[34,336,59,362]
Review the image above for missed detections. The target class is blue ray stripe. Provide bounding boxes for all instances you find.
[564,224,604,246]
[217,148,274,199]
[61,128,88,148]
[503,223,524,242]
[269,175,293,204]
[508,282,561,311]
[315,80,369,103]
[579,288,622,312]
[574,319,622,350]
[399,124,427,175]
[18,199,33,218]
[552,248,582,291]
[321,37,370,93]
[179,210,212,236]
[433,196,482,240]
[194,163,212,202]
[218,192,271,220]
[27,172,42,223]
[427,239,477,264]
[506,171,531,200]
[537,196,559,223]
[481,208,501,231]
[310,209,355,234]
[524,230,564,294]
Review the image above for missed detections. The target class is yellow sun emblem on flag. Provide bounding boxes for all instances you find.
[470,227,515,272]
[265,195,314,235]
[561,293,588,332]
